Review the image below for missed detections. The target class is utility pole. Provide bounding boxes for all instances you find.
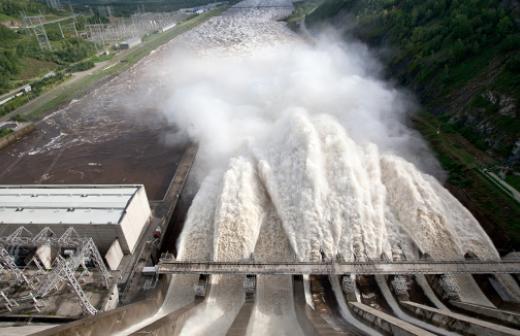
[68,3,79,38]
[97,17,106,48]
[58,22,64,38]
[47,0,62,11]
[87,24,99,52]
[72,19,78,38]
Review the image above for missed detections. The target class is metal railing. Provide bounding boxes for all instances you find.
[156,259,520,275]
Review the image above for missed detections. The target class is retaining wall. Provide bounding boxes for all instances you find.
[0,123,35,151]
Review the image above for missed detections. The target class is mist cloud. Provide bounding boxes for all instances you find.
[137,5,499,334]
[132,31,441,180]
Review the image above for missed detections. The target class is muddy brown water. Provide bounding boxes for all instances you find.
[0,106,185,201]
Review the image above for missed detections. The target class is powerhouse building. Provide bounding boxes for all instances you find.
[0,185,152,270]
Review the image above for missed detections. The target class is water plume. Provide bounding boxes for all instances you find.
[149,0,500,333]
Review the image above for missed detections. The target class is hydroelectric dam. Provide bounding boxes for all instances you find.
[0,0,520,335]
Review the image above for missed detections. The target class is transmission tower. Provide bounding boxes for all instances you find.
[35,228,111,315]
[0,226,111,315]
[22,14,52,51]
[46,0,62,11]
[68,4,79,38]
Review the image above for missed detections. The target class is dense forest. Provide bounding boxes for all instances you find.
[0,0,53,17]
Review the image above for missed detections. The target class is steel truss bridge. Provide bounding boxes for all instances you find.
[156,260,520,275]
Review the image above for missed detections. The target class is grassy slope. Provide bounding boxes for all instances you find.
[0,2,96,93]
[0,12,14,22]
[303,0,520,253]
[413,112,520,251]
[16,58,57,80]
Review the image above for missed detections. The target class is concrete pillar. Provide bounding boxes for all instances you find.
[35,244,53,269]
[105,239,124,271]
[102,284,119,312]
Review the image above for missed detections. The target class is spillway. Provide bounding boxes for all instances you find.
[150,0,506,333]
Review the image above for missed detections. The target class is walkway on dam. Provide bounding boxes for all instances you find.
[156,260,520,275]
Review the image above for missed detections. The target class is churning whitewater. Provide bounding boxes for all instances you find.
[141,0,502,334]
[165,0,498,263]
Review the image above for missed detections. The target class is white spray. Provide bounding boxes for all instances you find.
[138,0,501,333]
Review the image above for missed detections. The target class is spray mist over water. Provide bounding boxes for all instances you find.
[138,0,501,333]
[143,0,497,263]
[152,37,441,178]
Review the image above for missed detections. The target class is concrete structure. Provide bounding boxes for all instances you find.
[120,37,141,49]
[450,301,520,326]
[29,277,172,336]
[156,260,520,275]
[160,22,177,32]
[293,276,350,335]
[401,301,520,336]
[105,239,124,271]
[35,243,53,269]
[0,122,34,149]
[0,185,151,254]
[350,302,436,336]
[0,121,33,132]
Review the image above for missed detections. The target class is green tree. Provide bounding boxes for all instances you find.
[0,49,19,90]
[497,16,514,36]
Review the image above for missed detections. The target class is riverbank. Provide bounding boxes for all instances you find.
[0,122,35,150]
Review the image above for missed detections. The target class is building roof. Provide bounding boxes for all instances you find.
[0,185,142,225]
